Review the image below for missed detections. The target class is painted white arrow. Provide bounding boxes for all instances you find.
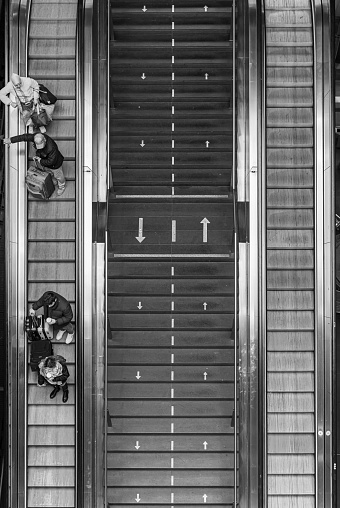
[203,441,208,450]
[141,73,146,79]
[203,494,208,503]
[200,217,210,243]
[203,302,207,310]
[205,73,209,79]
[136,218,145,243]
[205,141,210,148]
[140,140,145,147]
[136,371,141,380]
[142,5,147,11]
[204,372,208,380]
[204,5,208,11]
[137,302,143,309]
[135,441,140,450]
[136,493,141,503]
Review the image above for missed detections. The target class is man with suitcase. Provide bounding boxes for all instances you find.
[3,132,66,195]
[30,291,74,344]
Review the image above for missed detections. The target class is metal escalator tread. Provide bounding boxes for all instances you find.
[26,0,78,506]
[265,0,315,505]
[108,0,236,505]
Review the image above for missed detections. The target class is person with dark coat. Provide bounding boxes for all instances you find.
[38,355,70,403]
[30,291,74,344]
[3,132,66,195]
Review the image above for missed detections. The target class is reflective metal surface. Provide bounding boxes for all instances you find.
[313,0,334,506]
[237,0,261,506]
[77,0,94,505]
[6,1,30,506]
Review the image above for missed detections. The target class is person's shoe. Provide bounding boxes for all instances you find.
[57,186,66,196]
[62,389,69,403]
[37,382,46,387]
[65,333,74,345]
[50,386,60,399]
[55,330,65,341]
[39,125,46,133]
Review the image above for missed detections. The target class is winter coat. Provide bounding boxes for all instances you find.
[38,359,70,386]
[10,133,64,169]
[0,77,39,106]
[32,291,73,327]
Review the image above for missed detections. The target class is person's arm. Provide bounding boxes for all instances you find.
[31,292,48,311]
[54,364,70,383]
[0,82,13,106]
[10,133,35,144]
[30,78,40,104]
[38,144,59,168]
[55,304,73,326]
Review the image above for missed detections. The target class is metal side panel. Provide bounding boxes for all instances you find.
[7,0,80,506]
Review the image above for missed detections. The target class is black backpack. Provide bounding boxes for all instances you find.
[30,340,53,372]
[38,84,57,105]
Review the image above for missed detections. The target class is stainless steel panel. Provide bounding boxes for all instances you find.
[7,1,30,506]
[77,0,94,506]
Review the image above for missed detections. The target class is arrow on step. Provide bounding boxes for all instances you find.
[136,218,145,243]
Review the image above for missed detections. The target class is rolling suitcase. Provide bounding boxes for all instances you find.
[30,339,53,372]
[36,315,54,340]
[25,166,55,200]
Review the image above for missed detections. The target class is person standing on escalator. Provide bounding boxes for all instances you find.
[37,355,70,403]
[3,132,66,196]
[0,73,42,133]
[30,291,74,344]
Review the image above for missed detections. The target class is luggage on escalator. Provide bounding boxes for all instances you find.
[25,166,55,200]
[30,339,53,372]
[25,314,54,341]
[25,315,41,342]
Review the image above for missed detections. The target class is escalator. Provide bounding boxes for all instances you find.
[26,1,78,505]
[107,0,237,505]
[263,0,333,505]
[6,0,79,505]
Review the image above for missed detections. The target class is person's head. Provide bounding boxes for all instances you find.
[44,357,57,369]
[34,133,46,150]
[43,292,58,308]
[11,73,21,89]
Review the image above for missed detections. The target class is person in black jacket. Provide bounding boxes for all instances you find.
[38,355,70,403]
[3,132,66,195]
[30,291,74,344]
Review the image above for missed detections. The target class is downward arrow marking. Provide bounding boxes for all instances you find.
[136,218,145,243]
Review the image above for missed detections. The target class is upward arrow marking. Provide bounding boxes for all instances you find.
[203,441,208,449]
[200,218,210,243]
[136,218,145,243]
[203,302,207,310]
[204,5,209,11]
[205,141,210,148]
[203,372,208,380]
[203,494,208,503]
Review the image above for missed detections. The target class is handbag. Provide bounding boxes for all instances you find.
[31,103,50,127]
[38,84,57,105]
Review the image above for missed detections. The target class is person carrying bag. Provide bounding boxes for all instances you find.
[31,102,50,130]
